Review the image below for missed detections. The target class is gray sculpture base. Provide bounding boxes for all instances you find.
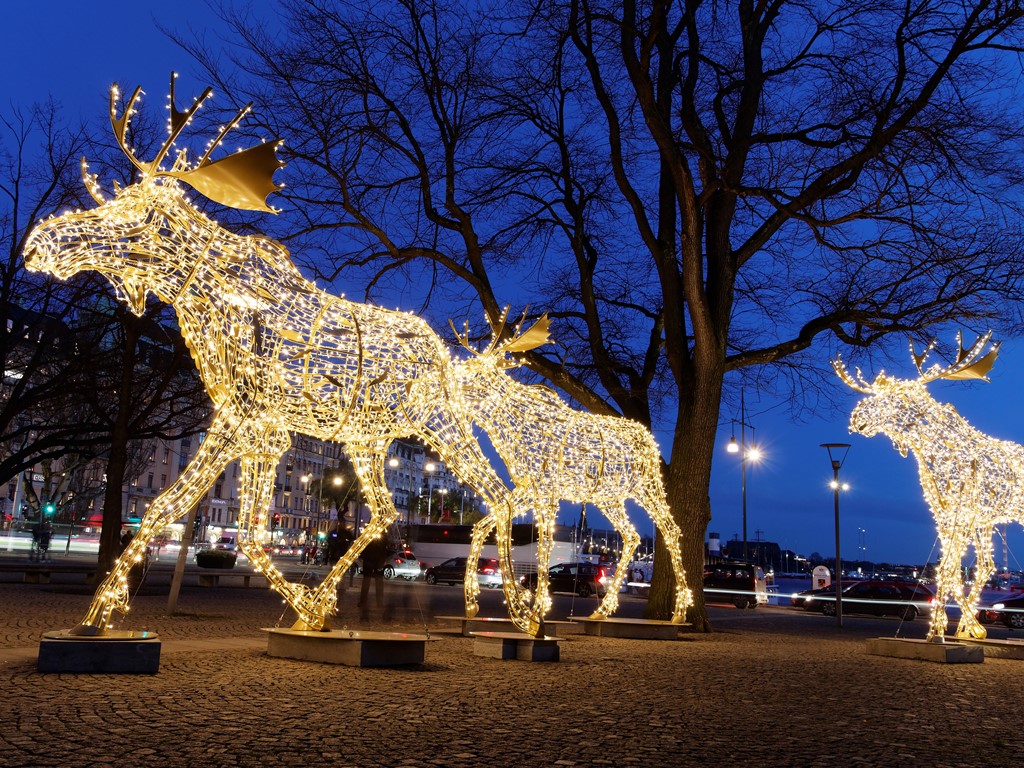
[264,628,427,667]
[571,617,683,640]
[38,629,161,674]
[471,631,560,662]
[866,637,984,664]
[940,636,1024,660]
[435,615,577,637]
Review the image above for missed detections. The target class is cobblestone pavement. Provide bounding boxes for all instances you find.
[1,574,1022,767]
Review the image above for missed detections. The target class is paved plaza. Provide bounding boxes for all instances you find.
[0,568,1021,767]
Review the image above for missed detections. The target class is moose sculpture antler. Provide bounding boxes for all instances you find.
[93,74,285,212]
[833,332,1018,640]
[24,75,543,636]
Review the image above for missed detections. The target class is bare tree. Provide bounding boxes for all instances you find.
[1,99,210,572]
[190,0,1024,629]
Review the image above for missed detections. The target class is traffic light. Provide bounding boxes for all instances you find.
[43,502,55,517]
[271,513,280,531]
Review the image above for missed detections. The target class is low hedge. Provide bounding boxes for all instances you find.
[195,549,238,569]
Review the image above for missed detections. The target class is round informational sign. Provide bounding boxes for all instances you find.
[812,564,831,590]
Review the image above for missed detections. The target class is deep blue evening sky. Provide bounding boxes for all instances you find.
[5,2,1024,567]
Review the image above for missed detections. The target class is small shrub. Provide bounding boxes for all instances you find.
[195,549,238,569]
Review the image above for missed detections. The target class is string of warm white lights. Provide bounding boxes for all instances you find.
[834,332,1011,640]
[456,313,692,625]
[23,74,541,635]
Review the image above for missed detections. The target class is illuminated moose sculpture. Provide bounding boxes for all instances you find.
[834,332,1010,640]
[23,76,542,635]
[453,312,692,625]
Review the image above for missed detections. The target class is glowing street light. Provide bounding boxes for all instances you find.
[821,442,851,628]
[725,390,762,562]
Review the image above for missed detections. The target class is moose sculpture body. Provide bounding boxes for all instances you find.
[23,77,546,635]
[453,314,692,624]
[834,333,1012,639]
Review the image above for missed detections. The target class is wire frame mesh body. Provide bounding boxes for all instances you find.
[22,80,543,634]
[835,335,1013,640]
[455,331,692,625]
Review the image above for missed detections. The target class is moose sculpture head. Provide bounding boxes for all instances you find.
[833,332,1000,454]
[24,73,283,313]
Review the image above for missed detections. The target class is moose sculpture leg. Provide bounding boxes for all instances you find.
[73,410,241,635]
[233,435,336,629]
[303,446,403,627]
[589,502,641,619]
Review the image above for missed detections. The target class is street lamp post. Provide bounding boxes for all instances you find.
[389,456,414,537]
[423,462,436,523]
[726,390,761,562]
[821,443,851,628]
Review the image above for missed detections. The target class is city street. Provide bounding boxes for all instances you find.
[0,564,1022,767]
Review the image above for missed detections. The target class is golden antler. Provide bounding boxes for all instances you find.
[451,307,551,359]
[831,355,874,393]
[914,331,999,383]
[107,73,283,212]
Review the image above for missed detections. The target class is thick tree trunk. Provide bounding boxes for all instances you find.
[644,364,723,632]
[96,320,140,575]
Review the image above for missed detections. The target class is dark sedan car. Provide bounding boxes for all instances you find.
[976,591,1024,629]
[801,579,934,620]
[423,557,502,588]
[789,581,856,609]
[520,562,610,598]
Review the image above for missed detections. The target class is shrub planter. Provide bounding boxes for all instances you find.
[195,549,238,569]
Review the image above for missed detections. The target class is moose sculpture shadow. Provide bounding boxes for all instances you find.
[834,332,1012,640]
[24,76,546,635]
[452,312,692,626]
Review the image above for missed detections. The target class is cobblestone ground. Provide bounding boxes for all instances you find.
[1,580,1022,767]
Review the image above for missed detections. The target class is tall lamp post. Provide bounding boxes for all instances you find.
[389,456,415,536]
[726,390,761,562]
[821,443,851,628]
[423,462,436,523]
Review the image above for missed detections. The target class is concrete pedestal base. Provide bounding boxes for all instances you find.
[264,628,427,667]
[471,631,560,662]
[866,637,984,664]
[38,630,161,674]
[435,615,576,637]
[571,617,683,640]
[954,637,1024,660]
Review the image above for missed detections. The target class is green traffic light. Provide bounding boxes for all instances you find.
[43,503,55,516]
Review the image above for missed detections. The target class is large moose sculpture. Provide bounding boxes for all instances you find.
[23,76,547,635]
[833,332,1010,640]
[453,312,692,625]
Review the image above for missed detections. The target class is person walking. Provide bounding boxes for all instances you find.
[357,535,390,620]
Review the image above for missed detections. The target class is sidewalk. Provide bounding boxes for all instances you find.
[0,578,1020,767]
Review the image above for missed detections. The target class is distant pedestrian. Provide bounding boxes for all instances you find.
[326,523,354,565]
[38,522,53,560]
[357,535,390,620]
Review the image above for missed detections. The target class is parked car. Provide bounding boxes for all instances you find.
[801,579,934,620]
[789,581,856,609]
[384,549,424,580]
[424,557,503,588]
[520,561,611,598]
[976,590,1024,629]
[703,562,768,609]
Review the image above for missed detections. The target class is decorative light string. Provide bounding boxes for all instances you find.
[835,333,1008,640]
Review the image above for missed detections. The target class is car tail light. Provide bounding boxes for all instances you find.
[481,566,496,575]
[394,558,404,564]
